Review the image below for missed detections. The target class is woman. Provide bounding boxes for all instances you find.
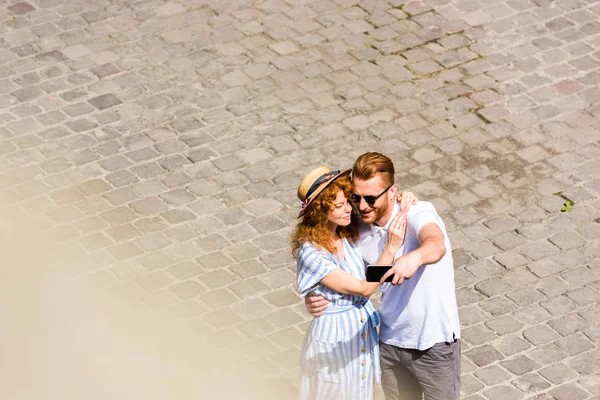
[292,166,412,400]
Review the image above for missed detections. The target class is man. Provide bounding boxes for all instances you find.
[305,152,461,400]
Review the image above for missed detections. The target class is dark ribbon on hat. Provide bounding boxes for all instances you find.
[299,170,341,215]
[305,170,340,200]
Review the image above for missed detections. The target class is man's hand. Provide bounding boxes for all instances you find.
[305,293,329,317]
[381,251,422,285]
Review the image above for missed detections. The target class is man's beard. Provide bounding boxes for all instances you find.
[362,200,391,225]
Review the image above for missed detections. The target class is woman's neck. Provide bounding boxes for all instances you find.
[327,222,339,240]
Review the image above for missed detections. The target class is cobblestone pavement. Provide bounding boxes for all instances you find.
[0,0,599,399]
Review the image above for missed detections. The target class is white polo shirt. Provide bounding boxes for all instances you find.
[357,201,460,350]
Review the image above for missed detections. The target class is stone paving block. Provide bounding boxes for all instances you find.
[527,258,567,278]
[104,222,141,241]
[515,224,553,241]
[548,231,586,250]
[462,324,499,346]
[249,215,287,235]
[264,308,304,330]
[523,325,561,346]
[136,231,171,252]
[526,341,569,366]
[503,267,540,290]
[195,250,234,270]
[485,315,523,336]
[480,298,517,316]
[203,307,243,329]
[268,328,304,350]
[507,287,548,307]
[259,268,295,291]
[129,197,168,215]
[554,333,595,356]
[567,352,600,376]
[561,265,599,287]
[198,269,235,290]
[463,240,501,260]
[582,322,600,342]
[263,288,299,308]
[494,249,529,269]
[458,305,487,327]
[135,269,173,292]
[460,375,485,398]
[132,217,169,234]
[519,240,560,260]
[196,233,229,253]
[548,313,589,337]
[158,218,192,241]
[88,93,122,110]
[512,302,553,326]
[467,259,506,280]
[231,296,273,321]
[465,345,504,367]
[566,286,600,306]
[512,373,551,395]
[166,260,204,280]
[169,280,206,301]
[456,287,487,308]
[540,295,579,317]
[160,209,195,224]
[229,276,269,299]
[475,365,512,386]
[548,383,589,400]
[539,364,578,385]
[229,259,267,279]
[238,317,276,340]
[500,355,541,376]
[483,384,524,400]
[492,231,528,250]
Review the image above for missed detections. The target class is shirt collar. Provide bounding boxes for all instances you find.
[370,202,401,236]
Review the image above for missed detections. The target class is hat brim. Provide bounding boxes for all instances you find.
[297,168,351,218]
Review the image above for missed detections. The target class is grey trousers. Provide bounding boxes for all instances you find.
[380,340,461,400]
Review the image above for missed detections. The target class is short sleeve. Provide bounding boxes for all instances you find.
[296,243,339,297]
[411,207,442,238]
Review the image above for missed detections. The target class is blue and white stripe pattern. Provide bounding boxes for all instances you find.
[297,239,381,400]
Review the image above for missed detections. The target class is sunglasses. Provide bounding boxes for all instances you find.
[352,185,392,206]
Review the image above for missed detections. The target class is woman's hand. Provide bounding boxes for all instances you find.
[386,211,408,250]
[396,191,417,212]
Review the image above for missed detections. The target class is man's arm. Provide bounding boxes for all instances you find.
[381,222,446,285]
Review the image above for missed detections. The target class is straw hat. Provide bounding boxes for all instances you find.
[297,166,350,217]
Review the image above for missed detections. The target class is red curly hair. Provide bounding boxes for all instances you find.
[292,174,359,258]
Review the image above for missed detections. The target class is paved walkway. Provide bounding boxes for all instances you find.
[0,0,599,399]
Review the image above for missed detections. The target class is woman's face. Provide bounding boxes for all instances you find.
[328,190,353,227]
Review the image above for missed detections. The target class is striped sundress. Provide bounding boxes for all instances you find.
[296,238,381,400]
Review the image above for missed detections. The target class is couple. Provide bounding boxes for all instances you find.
[291,152,461,400]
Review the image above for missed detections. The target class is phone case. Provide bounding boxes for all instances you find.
[366,265,393,282]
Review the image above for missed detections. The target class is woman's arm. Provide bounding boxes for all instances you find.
[320,269,379,297]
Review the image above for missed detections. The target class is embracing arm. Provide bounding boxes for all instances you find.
[320,269,379,297]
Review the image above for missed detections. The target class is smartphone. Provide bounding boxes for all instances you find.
[366,265,394,282]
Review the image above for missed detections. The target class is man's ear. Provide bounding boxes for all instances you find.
[388,184,398,200]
